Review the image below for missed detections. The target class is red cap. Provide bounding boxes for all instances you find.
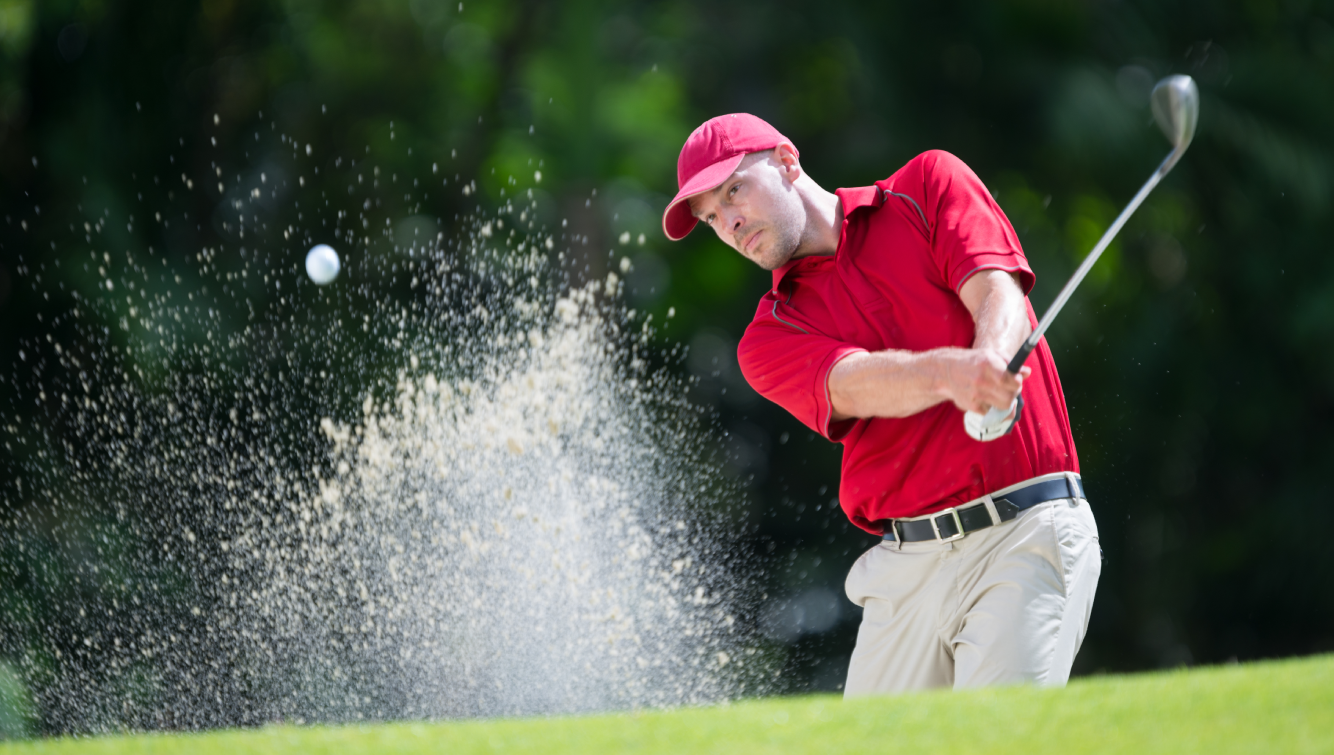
[662,113,796,241]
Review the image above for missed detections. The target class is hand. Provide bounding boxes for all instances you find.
[936,349,1031,416]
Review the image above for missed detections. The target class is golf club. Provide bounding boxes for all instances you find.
[965,74,1200,442]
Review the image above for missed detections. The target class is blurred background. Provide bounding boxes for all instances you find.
[3,0,1334,734]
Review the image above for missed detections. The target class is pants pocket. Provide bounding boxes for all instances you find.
[844,541,889,608]
[1052,500,1101,597]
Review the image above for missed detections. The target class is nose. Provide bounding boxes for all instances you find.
[720,208,745,240]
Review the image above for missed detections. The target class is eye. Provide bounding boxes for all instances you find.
[705,213,717,225]
[728,183,739,197]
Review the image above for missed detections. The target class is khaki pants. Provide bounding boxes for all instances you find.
[844,486,1101,695]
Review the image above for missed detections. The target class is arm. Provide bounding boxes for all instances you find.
[828,269,1032,421]
[961,268,1033,356]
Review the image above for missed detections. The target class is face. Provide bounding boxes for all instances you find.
[688,147,806,271]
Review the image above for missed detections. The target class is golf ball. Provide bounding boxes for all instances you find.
[305,244,341,285]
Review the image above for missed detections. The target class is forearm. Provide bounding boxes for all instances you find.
[828,349,960,420]
[966,270,1032,357]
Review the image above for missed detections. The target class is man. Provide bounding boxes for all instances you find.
[661,113,1100,694]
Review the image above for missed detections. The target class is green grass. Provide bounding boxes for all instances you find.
[5,654,1333,754]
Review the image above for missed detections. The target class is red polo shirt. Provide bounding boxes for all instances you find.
[737,150,1078,534]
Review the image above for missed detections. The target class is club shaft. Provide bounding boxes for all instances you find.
[1005,149,1179,375]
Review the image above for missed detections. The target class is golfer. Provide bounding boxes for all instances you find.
[662,114,1100,694]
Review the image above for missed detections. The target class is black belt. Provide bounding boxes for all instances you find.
[881,476,1085,543]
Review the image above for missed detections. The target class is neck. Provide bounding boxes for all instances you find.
[792,179,843,260]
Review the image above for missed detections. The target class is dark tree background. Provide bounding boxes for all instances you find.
[3,0,1334,733]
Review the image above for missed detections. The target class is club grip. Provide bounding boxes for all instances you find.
[1006,339,1038,374]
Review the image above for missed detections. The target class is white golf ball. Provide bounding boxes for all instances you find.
[305,244,341,285]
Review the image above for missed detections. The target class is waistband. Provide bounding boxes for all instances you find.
[880,472,1084,544]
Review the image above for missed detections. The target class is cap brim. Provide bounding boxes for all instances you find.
[661,152,747,241]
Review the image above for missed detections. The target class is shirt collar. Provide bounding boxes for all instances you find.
[770,185,884,294]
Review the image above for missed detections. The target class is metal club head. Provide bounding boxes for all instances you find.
[1151,75,1200,153]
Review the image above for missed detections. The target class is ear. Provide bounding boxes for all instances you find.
[774,143,802,182]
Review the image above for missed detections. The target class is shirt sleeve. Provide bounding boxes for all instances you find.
[915,150,1036,295]
[737,316,866,440]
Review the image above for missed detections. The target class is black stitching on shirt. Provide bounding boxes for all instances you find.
[885,190,929,231]
[770,300,809,334]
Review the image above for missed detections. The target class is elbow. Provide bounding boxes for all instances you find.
[826,352,866,421]
[829,389,858,422]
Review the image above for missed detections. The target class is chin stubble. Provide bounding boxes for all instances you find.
[763,211,804,271]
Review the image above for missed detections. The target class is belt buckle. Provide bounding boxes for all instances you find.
[931,507,966,543]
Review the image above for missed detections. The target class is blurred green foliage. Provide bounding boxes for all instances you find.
[2,0,1334,730]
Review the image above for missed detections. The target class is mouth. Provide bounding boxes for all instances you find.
[742,229,762,253]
